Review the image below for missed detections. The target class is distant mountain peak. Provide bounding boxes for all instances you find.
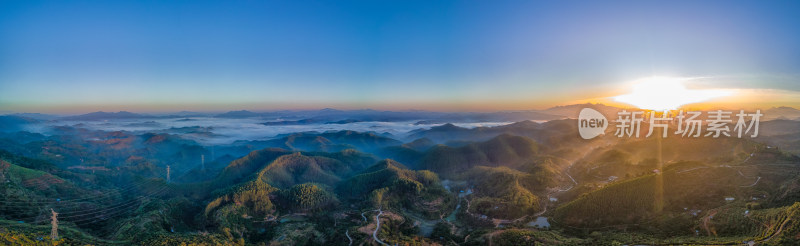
[215,110,261,118]
[545,102,609,110]
[62,111,148,120]
[431,123,464,131]
[505,120,540,127]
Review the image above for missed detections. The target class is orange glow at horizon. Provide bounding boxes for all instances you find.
[612,77,734,111]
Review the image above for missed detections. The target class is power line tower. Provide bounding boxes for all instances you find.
[50,208,58,240]
[201,154,205,171]
[166,165,171,184]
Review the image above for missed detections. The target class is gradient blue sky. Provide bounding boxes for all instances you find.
[1,0,799,113]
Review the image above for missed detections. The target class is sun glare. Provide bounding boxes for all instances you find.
[613,77,732,111]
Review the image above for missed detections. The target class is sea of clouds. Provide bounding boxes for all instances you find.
[32,117,518,145]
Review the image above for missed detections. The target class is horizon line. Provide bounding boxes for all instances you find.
[2,102,796,117]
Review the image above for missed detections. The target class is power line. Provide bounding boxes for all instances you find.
[2,164,194,230]
[0,177,161,205]
[67,186,170,226]
[4,177,170,222]
[0,166,174,203]
[45,166,194,223]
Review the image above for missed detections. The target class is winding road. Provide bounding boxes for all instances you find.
[741,176,762,187]
[373,208,389,246]
[677,148,761,187]
[702,210,718,237]
[761,216,791,243]
[557,145,598,192]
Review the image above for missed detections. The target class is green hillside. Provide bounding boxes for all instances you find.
[337,159,454,218]
[419,134,542,177]
[465,166,543,219]
[552,162,780,234]
[257,152,356,188]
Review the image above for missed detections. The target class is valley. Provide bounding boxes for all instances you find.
[2,106,800,245]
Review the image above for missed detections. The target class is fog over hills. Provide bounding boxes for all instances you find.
[4,0,800,244]
[3,104,800,245]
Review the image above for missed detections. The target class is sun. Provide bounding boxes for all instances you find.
[613,77,732,111]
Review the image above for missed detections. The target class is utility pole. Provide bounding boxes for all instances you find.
[50,208,58,240]
[654,114,664,214]
[166,165,171,184]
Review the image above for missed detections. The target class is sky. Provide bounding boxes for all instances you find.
[1,0,800,113]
